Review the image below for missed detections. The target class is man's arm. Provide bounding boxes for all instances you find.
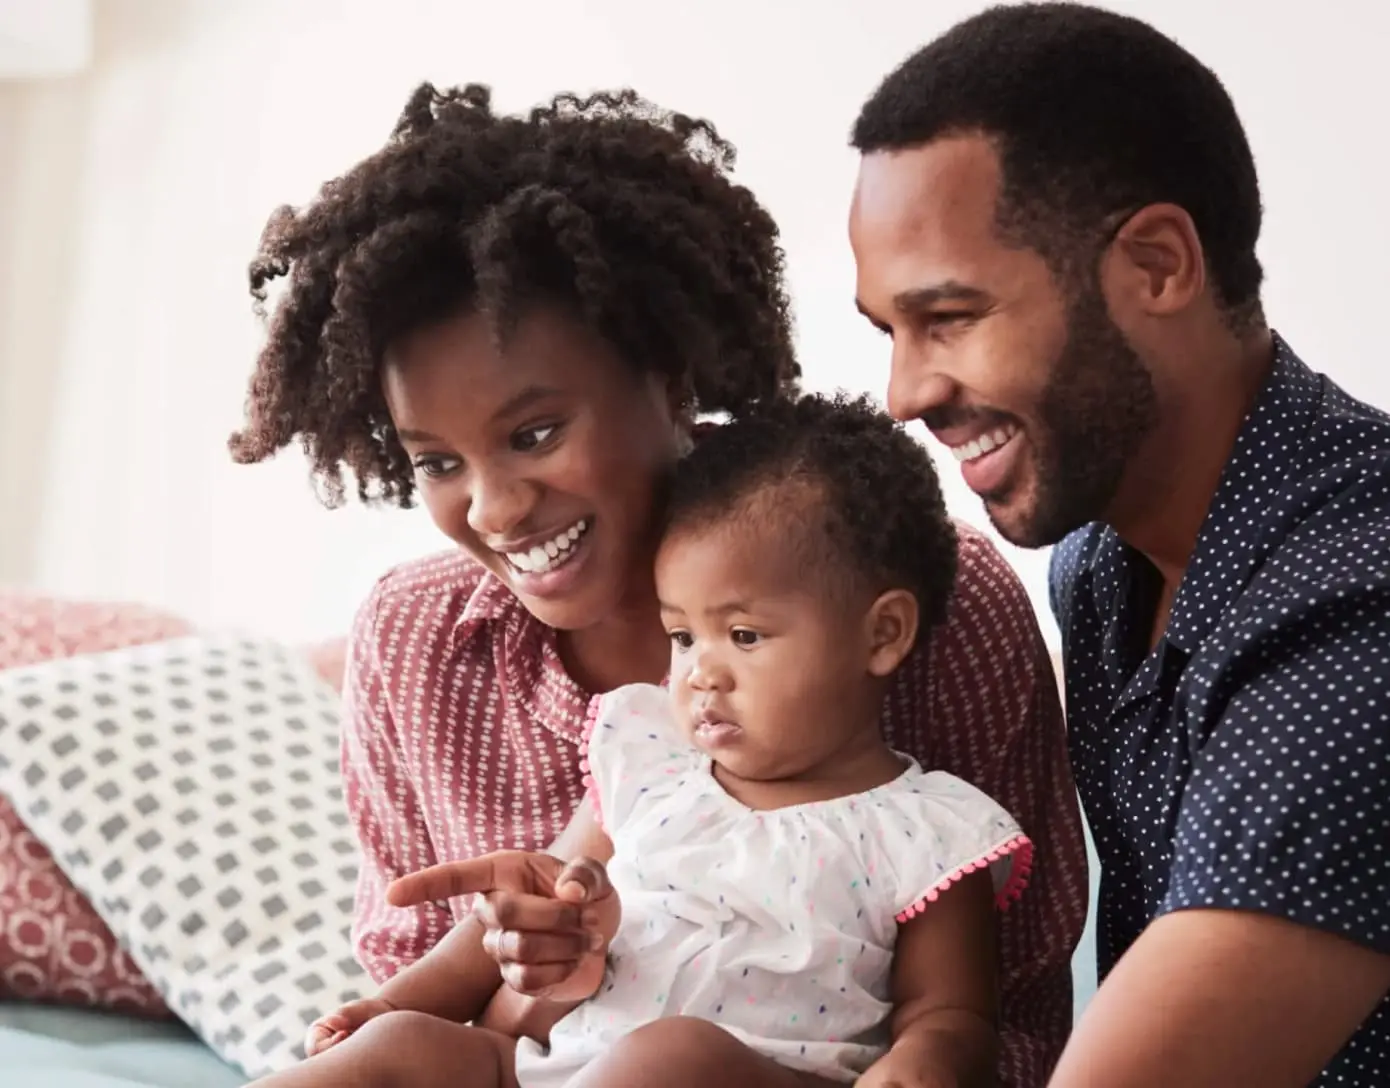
[1051,577,1390,1086]
[1049,910,1390,1088]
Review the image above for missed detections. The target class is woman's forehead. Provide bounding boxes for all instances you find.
[381,307,636,422]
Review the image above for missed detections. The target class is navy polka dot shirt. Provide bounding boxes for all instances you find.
[1050,334,1390,1086]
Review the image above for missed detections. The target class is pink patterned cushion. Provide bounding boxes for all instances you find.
[0,591,191,1016]
[303,637,348,693]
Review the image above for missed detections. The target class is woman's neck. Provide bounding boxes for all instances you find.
[556,606,670,695]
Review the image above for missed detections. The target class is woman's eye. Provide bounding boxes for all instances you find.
[731,628,760,647]
[669,631,694,651]
[512,423,559,453]
[413,455,460,479]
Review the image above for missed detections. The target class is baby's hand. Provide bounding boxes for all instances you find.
[389,851,620,1003]
[303,996,396,1057]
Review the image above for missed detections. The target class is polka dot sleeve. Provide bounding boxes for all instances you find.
[1160,582,1390,953]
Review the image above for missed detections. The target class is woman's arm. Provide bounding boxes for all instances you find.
[921,527,1087,1084]
[860,870,1000,1088]
[340,585,458,992]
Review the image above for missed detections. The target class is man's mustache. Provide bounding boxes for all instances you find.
[916,406,1016,432]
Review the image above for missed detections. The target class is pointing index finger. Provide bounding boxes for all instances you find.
[387,851,542,908]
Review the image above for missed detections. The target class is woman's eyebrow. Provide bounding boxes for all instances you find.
[493,384,563,422]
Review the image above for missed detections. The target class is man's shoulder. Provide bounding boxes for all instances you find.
[1246,437,1390,613]
[1046,522,1107,625]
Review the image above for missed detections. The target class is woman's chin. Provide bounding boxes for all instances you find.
[496,530,599,610]
[506,565,610,632]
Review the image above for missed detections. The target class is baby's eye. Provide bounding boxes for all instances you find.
[669,630,694,651]
[730,628,761,647]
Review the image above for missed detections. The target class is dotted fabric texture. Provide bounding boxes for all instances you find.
[0,633,367,1078]
[0,591,192,1016]
[1052,335,1390,1085]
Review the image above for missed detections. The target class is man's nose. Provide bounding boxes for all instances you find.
[886,345,957,423]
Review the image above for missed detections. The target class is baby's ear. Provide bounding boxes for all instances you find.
[864,588,919,678]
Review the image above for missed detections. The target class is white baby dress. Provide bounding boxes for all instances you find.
[512,683,1033,1086]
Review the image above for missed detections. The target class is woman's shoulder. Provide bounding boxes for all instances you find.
[886,520,1048,709]
[350,549,522,658]
[931,520,1042,658]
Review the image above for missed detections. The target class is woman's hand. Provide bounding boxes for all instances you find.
[303,996,397,1057]
[388,850,620,1003]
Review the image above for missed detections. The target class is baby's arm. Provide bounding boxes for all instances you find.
[384,802,614,1001]
[472,796,618,1041]
[309,798,615,1054]
[861,869,1000,1088]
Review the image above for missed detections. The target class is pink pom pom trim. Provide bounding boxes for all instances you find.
[894,833,1035,923]
[579,693,605,832]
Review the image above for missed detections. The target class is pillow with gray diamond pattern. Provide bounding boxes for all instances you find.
[0,634,368,1078]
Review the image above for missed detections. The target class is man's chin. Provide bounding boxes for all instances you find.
[982,491,1071,550]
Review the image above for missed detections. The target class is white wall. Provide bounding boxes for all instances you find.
[1,0,1387,642]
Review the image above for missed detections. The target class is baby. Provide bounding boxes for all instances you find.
[260,393,1031,1088]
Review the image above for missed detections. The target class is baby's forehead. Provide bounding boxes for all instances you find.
[656,483,851,604]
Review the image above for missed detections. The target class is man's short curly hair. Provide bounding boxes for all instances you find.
[662,394,957,632]
[852,2,1264,327]
[229,82,798,507]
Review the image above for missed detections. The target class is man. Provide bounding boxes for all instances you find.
[848,4,1390,1087]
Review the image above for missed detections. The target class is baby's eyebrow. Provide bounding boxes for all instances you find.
[657,598,757,617]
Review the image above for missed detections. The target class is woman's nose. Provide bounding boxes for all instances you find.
[465,468,537,540]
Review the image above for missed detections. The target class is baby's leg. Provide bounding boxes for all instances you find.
[250,1010,517,1088]
[566,1017,840,1088]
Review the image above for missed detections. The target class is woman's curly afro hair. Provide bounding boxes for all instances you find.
[229,82,798,507]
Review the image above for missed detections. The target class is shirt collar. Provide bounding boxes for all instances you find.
[1083,331,1323,653]
[1164,333,1323,651]
[451,568,592,742]
[453,568,515,629]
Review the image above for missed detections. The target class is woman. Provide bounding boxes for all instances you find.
[231,82,1086,1087]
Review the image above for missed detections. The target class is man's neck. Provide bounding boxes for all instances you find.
[1108,326,1275,591]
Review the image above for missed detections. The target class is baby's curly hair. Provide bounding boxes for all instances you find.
[663,394,957,631]
[229,82,798,506]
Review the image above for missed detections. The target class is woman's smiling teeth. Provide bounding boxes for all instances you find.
[950,423,1019,463]
[503,519,589,574]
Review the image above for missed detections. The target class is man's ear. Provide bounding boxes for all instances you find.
[1104,202,1206,318]
[864,588,919,678]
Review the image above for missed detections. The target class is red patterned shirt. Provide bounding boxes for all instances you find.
[342,523,1088,1087]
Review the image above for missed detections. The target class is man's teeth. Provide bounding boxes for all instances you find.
[952,425,1017,463]
[505,520,589,574]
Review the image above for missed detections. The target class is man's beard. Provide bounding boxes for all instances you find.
[991,285,1159,549]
